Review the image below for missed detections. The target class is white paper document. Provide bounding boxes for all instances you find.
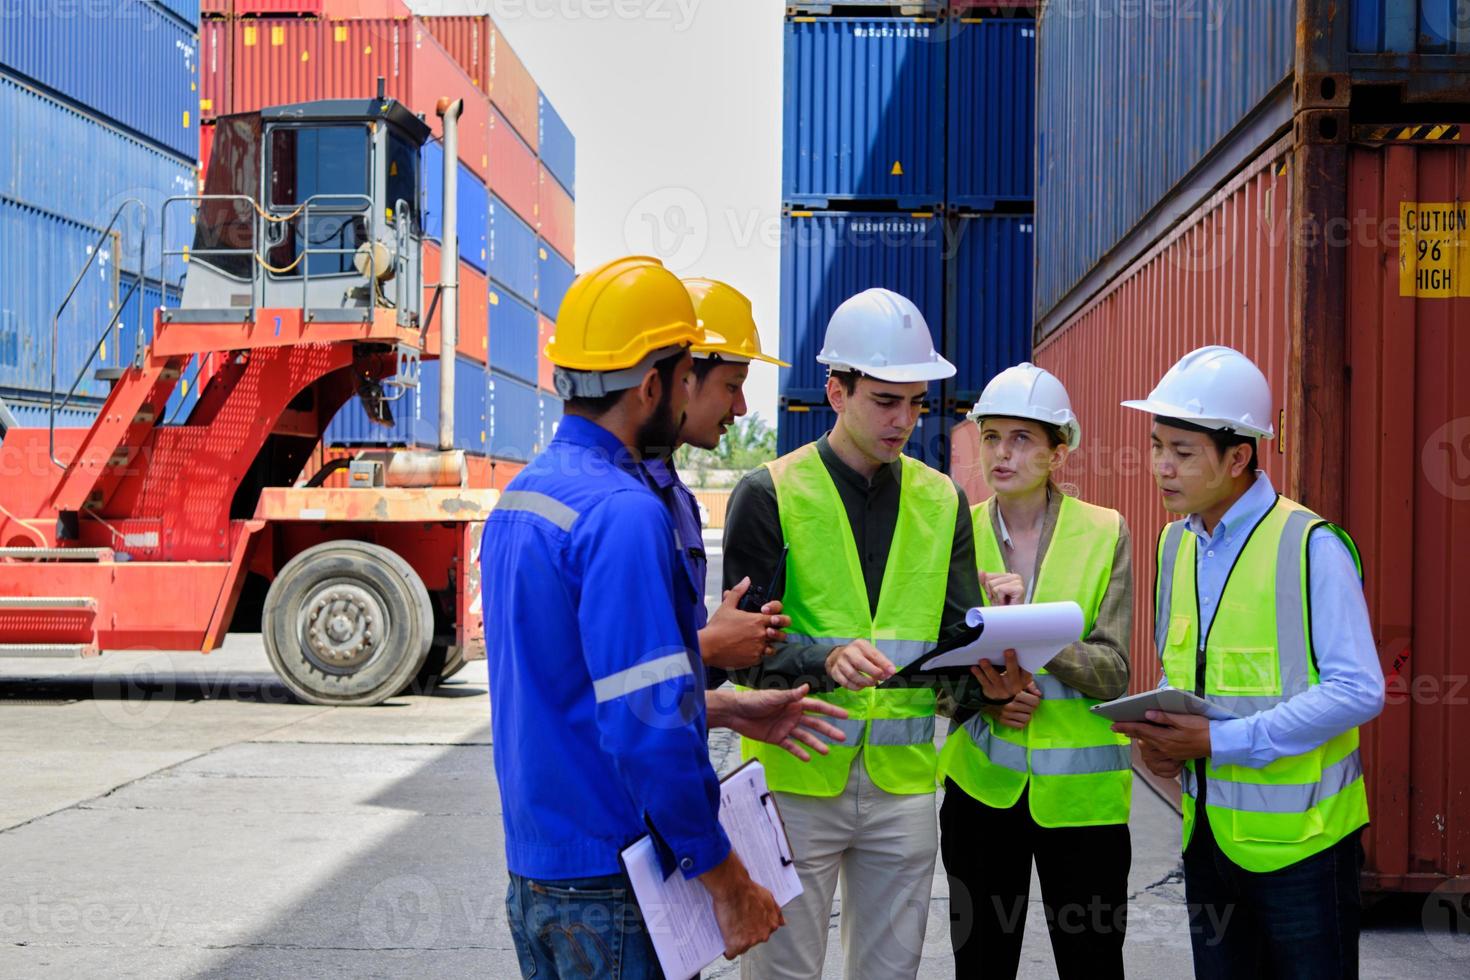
[920,600,1085,674]
[621,760,803,980]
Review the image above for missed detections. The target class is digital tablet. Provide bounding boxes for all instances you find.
[1090,688,1240,723]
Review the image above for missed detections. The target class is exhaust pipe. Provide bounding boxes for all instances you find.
[435,98,463,456]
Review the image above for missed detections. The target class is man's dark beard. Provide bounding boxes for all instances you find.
[636,382,684,461]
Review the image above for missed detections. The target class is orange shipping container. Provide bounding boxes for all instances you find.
[465,454,525,491]
[538,163,575,264]
[423,242,490,365]
[422,15,540,152]
[489,105,540,227]
[537,314,555,393]
[200,18,230,122]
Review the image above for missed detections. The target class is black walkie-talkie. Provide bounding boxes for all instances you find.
[738,545,789,613]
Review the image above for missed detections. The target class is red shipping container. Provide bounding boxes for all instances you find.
[202,0,233,16]
[1022,129,1470,893]
[199,122,216,181]
[423,242,490,365]
[235,0,411,15]
[200,18,231,122]
[489,105,539,227]
[537,313,555,393]
[422,16,540,153]
[538,163,574,264]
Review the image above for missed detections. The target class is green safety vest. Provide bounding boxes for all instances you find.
[937,495,1133,827]
[740,442,957,797]
[1157,495,1370,874]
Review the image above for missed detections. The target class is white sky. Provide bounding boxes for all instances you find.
[413,0,788,420]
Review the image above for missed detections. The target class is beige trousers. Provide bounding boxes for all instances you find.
[740,755,938,980]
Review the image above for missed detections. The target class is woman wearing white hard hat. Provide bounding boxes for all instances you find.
[1111,346,1383,978]
[937,362,1135,980]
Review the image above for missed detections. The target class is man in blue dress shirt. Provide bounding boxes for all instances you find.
[482,257,847,979]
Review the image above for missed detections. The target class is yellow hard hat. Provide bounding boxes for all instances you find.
[545,256,702,376]
[683,278,788,367]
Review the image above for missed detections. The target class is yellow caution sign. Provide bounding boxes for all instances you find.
[890,161,904,177]
[1400,203,1470,298]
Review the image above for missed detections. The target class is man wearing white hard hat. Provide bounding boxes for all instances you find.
[937,363,1135,979]
[1111,346,1383,978]
[724,289,1027,980]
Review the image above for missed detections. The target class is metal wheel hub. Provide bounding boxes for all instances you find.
[298,583,386,674]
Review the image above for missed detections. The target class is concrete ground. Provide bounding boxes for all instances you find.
[0,529,1462,978]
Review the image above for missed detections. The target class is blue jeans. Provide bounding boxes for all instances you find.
[1183,810,1364,979]
[505,872,664,979]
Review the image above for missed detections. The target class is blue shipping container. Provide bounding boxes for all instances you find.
[489,193,539,305]
[489,370,541,463]
[783,18,945,207]
[947,19,1035,209]
[423,139,489,274]
[324,356,487,454]
[946,215,1033,403]
[151,0,200,27]
[1352,0,1470,52]
[0,200,121,402]
[538,91,575,198]
[540,391,563,448]
[2,397,104,431]
[777,404,946,471]
[1035,0,1295,320]
[488,286,539,386]
[779,211,945,396]
[0,0,198,160]
[538,241,575,321]
[1,72,195,279]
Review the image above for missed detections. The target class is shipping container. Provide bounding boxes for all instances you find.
[422,138,489,274]
[488,370,541,462]
[946,18,1034,209]
[782,17,945,207]
[537,313,555,392]
[489,193,539,306]
[422,242,490,365]
[0,0,198,160]
[538,91,575,198]
[200,17,229,121]
[945,214,1033,402]
[199,120,216,176]
[787,1,944,11]
[1,71,196,271]
[233,0,411,16]
[778,210,945,397]
[1027,126,1470,892]
[538,242,575,321]
[154,0,202,27]
[539,391,563,448]
[0,199,124,403]
[777,403,946,470]
[464,453,526,491]
[324,354,487,454]
[2,397,106,432]
[538,163,575,265]
[1351,0,1470,53]
[488,286,540,387]
[422,15,539,151]
[489,104,540,227]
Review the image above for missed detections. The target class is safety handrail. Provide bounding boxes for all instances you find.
[50,199,149,469]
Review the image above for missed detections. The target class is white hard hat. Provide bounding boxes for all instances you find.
[967,362,1081,449]
[1122,346,1275,440]
[816,288,956,384]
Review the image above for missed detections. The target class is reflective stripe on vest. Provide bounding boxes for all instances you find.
[938,494,1133,828]
[740,442,957,797]
[1156,496,1370,873]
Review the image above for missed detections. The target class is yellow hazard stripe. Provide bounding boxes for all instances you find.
[1364,124,1462,142]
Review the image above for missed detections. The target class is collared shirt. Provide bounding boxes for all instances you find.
[986,486,1133,701]
[480,414,729,881]
[1165,472,1385,769]
[645,457,728,690]
[723,434,983,691]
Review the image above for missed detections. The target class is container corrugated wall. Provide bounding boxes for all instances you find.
[325,355,487,454]
[537,314,555,393]
[423,139,490,274]
[0,0,198,159]
[779,211,945,398]
[489,194,539,306]
[782,18,945,207]
[539,391,563,448]
[946,19,1034,209]
[537,242,575,321]
[1035,0,1296,321]
[537,91,575,198]
[488,286,539,387]
[946,214,1034,403]
[1351,0,1470,52]
[489,370,541,462]
[423,243,489,365]
[538,163,575,263]
[489,105,540,227]
[424,16,540,150]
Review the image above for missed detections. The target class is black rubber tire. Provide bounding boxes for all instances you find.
[263,540,433,706]
[414,643,469,690]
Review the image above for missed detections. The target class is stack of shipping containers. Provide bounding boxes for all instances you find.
[964,0,1465,894]
[778,2,1036,468]
[1,1,200,429]
[199,2,573,489]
